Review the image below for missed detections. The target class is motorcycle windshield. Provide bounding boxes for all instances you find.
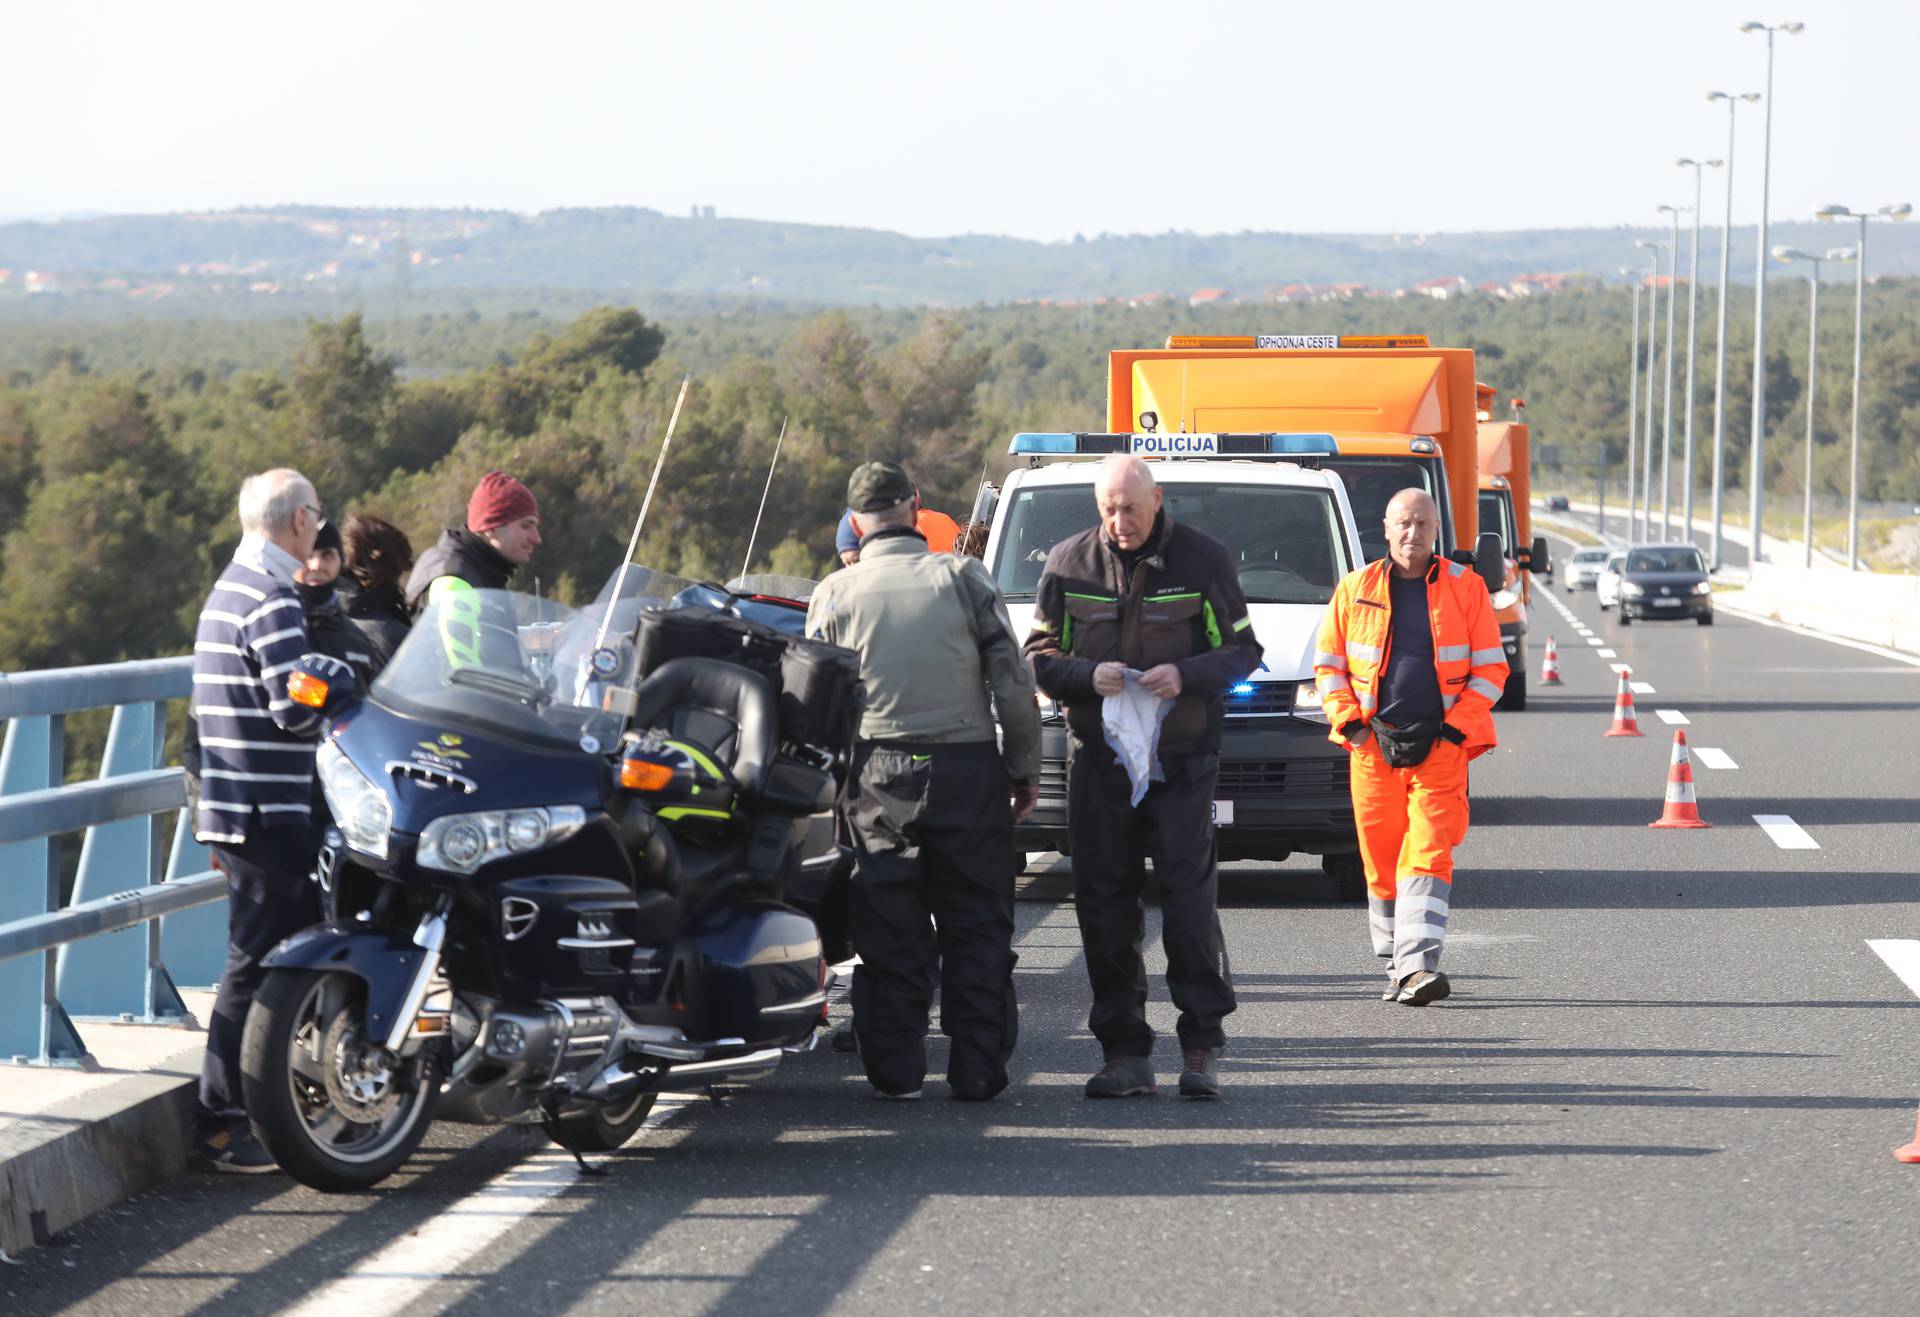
[372,589,609,752]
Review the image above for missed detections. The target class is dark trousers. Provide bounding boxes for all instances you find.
[196,823,320,1129]
[844,741,1018,1099]
[1068,744,1236,1058]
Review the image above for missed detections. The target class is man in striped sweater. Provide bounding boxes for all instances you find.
[190,468,330,1174]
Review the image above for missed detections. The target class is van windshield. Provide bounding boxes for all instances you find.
[1317,458,1445,564]
[991,482,1352,606]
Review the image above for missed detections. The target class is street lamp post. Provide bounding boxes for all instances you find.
[1771,245,1853,567]
[1740,19,1803,564]
[1706,91,1760,570]
[1635,240,1667,543]
[1676,160,1722,546]
[1814,202,1914,569]
[1655,204,1685,540]
[1625,272,1642,539]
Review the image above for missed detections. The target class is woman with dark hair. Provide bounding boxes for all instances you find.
[337,513,415,678]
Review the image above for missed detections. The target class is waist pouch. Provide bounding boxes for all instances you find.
[1370,717,1444,768]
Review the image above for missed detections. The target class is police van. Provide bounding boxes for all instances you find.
[980,431,1369,887]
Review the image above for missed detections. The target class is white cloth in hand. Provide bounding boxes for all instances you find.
[1102,668,1172,807]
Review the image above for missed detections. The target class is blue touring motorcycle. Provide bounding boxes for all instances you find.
[240,565,860,1190]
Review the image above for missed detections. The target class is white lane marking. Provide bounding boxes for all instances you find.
[1867,940,1920,1000]
[1598,648,1618,658]
[1754,814,1819,850]
[281,1093,701,1317]
[1629,681,1656,694]
[1586,637,1606,647]
[1610,663,1632,674]
[1694,747,1738,770]
[1714,603,1920,668]
[1655,708,1690,725]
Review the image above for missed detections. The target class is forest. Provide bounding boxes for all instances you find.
[2,278,1918,683]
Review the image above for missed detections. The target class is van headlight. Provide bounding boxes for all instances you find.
[317,741,392,859]
[1291,681,1329,724]
[1621,582,1646,597]
[417,806,588,875]
[1692,581,1712,595]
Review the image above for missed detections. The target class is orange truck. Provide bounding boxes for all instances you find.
[1106,333,1493,567]
[1475,383,1552,709]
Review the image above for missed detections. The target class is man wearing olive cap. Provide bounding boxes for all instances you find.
[807,461,1043,1102]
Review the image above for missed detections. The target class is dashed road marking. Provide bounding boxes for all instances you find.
[1655,708,1689,725]
[1867,940,1920,1000]
[1694,747,1738,770]
[1610,663,1632,674]
[1754,814,1819,850]
[1598,648,1618,658]
[1586,637,1605,647]
[1629,681,1655,694]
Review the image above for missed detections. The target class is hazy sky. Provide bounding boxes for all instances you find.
[6,0,1914,240]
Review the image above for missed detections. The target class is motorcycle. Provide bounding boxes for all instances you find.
[239,564,861,1190]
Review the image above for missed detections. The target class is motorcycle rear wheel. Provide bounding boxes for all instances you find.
[241,968,440,1191]
[548,1090,659,1153]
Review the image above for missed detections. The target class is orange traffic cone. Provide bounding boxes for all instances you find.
[1649,730,1711,828]
[1604,668,1643,737]
[1540,636,1563,686]
[1895,1109,1920,1163]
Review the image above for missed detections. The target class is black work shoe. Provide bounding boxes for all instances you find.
[189,1127,279,1175]
[871,1085,923,1101]
[829,1021,858,1053]
[1396,970,1452,1005]
[1085,1055,1156,1098]
[1177,1047,1220,1099]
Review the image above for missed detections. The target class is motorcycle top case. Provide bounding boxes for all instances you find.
[635,607,785,683]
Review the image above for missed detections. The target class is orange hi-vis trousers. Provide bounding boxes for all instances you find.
[1351,737,1471,978]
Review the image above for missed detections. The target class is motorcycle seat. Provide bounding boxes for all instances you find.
[626,658,778,805]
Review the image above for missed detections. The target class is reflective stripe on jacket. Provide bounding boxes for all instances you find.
[1314,557,1507,758]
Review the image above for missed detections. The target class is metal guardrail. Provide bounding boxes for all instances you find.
[0,656,230,1067]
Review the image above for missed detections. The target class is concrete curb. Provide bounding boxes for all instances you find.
[0,1043,200,1257]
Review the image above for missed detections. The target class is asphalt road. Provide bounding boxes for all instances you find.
[12,563,1920,1316]
[1556,505,1752,570]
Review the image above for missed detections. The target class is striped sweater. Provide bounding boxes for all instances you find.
[191,535,324,845]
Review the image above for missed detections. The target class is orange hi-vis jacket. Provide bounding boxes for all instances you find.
[1314,557,1508,758]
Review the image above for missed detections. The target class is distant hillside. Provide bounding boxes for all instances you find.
[3,206,1917,312]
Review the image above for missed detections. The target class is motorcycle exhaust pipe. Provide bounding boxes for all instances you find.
[587,1046,783,1100]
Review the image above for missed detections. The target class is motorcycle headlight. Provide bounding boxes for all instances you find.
[1291,680,1329,723]
[1692,581,1712,595]
[1621,582,1646,597]
[417,805,588,875]
[316,741,392,859]
[1489,588,1520,610]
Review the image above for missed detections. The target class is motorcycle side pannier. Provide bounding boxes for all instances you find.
[778,638,862,756]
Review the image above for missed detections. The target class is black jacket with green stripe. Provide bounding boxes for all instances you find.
[1024,510,1263,757]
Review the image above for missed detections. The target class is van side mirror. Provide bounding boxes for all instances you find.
[1474,533,1505,596]
[1530,535,1552,577]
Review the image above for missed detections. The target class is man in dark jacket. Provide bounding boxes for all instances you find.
[1024,455,1262,1100]
[405,470,540,609]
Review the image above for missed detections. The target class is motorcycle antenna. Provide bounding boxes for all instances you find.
[594,373,691,653]
[739,414,789,578]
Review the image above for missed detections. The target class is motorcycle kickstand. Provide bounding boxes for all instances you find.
[706,1085,727,1106]
[539,1093,608,1178]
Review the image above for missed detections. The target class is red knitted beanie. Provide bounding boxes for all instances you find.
[467,471,538,534]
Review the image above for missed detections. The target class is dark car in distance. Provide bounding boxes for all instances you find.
[1616,543,1713,625]
[1546,495,1571,512]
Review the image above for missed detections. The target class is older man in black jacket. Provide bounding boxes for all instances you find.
[1024,455,1262,1100]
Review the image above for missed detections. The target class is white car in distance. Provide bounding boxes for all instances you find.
[1596,551,1628,610]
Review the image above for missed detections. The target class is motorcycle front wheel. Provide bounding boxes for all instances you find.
[241,968,441,1191]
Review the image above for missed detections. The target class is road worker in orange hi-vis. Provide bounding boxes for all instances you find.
[1314,488,1507,1006]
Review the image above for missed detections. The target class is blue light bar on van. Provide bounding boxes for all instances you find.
[1007,432,1340,458]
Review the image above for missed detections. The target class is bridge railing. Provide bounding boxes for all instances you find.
[0,657,231,1067]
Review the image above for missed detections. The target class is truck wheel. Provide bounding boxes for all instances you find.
[1320,852,1368,903]
[1498,663,1528,711]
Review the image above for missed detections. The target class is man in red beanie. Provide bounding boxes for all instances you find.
[405,471,542,610]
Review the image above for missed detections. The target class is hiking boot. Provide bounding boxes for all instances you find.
[189,1126,279,1175]
[1084,1055,1156,1098]
[1396,970,1452,1006]
[1177,1047,1220,1099]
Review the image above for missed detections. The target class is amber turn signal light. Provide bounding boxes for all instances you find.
[619,758,674,792]
[287,671,330,709]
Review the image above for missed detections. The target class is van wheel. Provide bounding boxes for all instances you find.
[1697,612,1714,626]
[1320,852,1368,903]
[1619,611,1632,626]
[1497,664,1528,711]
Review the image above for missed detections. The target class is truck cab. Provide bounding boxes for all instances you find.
[983,431,1365,877]
[1475,387,1552,709]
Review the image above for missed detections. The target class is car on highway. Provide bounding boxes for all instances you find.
[1565,546,1612,590]
[1546,495,1571,511]
[1616,543,1713,625]
[1596,550,1627,610]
